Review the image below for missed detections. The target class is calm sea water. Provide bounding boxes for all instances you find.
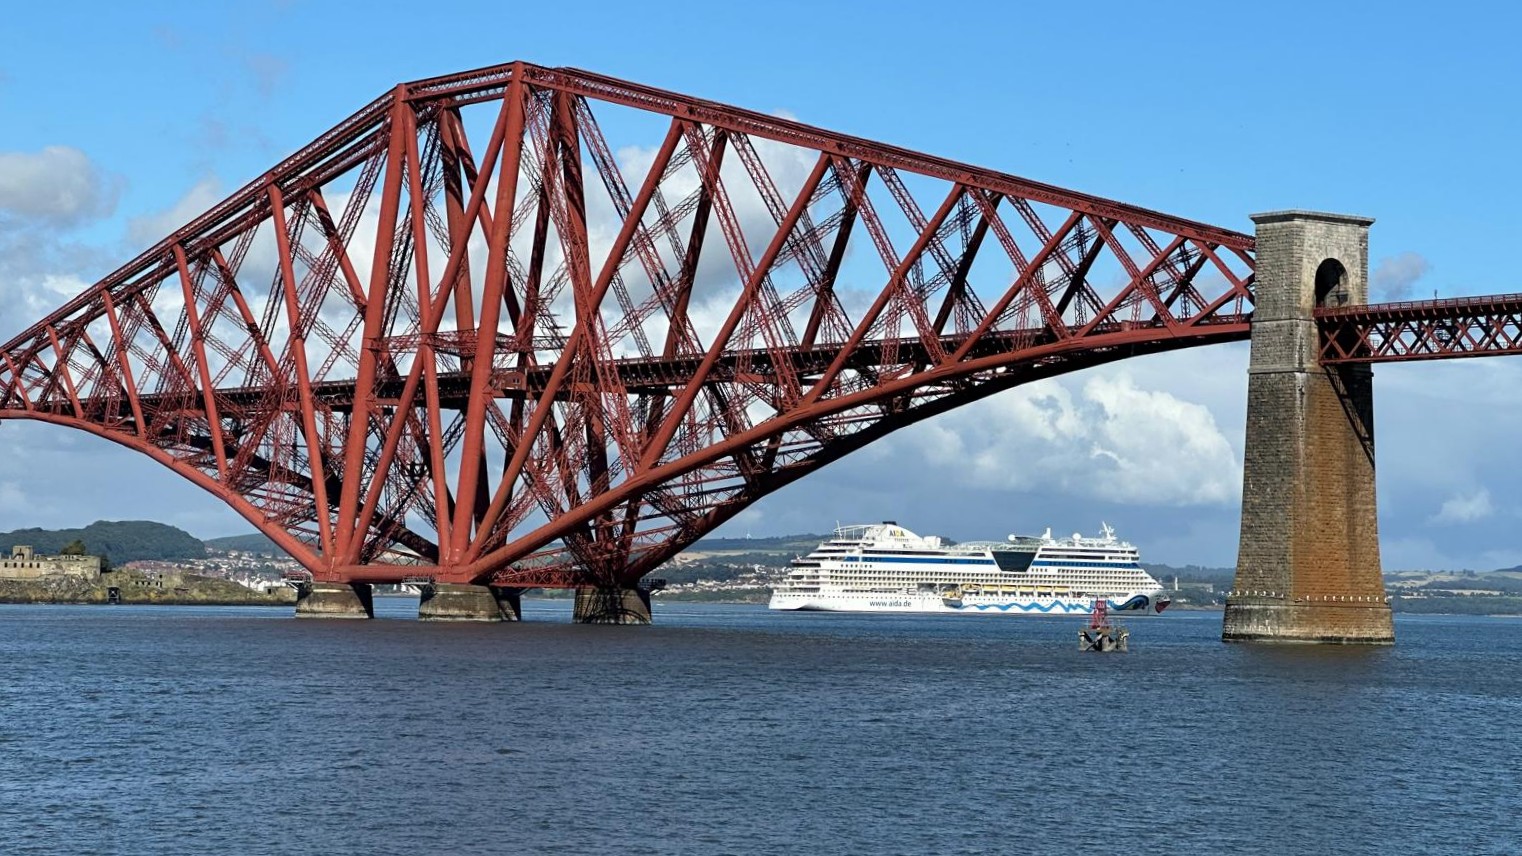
[0,600,1518,855]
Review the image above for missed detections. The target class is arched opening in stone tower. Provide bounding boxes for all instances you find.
[1314,258,1350,308]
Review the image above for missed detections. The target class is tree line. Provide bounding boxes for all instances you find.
[0,521,206,564]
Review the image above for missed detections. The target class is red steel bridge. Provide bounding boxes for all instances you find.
[0,61,1514,603]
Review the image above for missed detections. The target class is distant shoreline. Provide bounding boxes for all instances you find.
[34,589,1522,617]
[0,598,292,607]
[0,572,295,608]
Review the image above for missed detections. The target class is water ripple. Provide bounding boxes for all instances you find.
[0,605,1518,854]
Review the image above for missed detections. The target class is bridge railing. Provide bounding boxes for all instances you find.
[1316,292,1522,320]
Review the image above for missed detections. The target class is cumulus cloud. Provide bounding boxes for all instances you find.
[126,176,224,247]
[0,207,117,340]
[1371,251,1431,301]
[729,506,765,533]
[0,175,234,344]
[1433,488,1493,523]
[0,146,120,226]
[17,273,91,320]
[611,120,822,301]
[895,370,1241,507]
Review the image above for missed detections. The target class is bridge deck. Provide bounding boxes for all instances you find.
[1317,293,1522,363]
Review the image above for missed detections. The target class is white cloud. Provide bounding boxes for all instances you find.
[126,176,224,247]
[1371,251,1430,301]
[893,369,1240,507]
[0,179,117,339]
[611,123,821,305]
[0,146,119,226]
[21,273,91,318]
[730,507,765,533]
[1433,488,1493,523]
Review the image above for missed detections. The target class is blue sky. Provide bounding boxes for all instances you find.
[0,0,1519,570]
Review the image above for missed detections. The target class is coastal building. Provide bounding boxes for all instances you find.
[0,545,103,580]
[126,570,186,590]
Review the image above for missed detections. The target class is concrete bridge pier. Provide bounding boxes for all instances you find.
[417,584,523,621]
[295,582,375,619]
[1223,210,1394,644]
[572,586,652,625]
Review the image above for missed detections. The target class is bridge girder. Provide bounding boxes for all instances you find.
[1318,292,1522,363]
[0,61,1258,587]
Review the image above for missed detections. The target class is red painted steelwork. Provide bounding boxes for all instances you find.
[1318,293,1522,363]
[0,62,1257,588]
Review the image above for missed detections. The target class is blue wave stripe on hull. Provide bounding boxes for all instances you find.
[956,601,1096,613]
[955,595,1150,613]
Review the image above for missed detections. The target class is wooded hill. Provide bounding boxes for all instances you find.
[0,521,205,563]
[201,533,283,555]
[688,534,830,554]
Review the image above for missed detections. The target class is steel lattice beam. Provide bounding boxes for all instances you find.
[1318,293,1522,363]
[0,61,1258,588]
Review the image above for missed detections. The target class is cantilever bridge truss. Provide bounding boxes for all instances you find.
[0,62,1260,588]
[1318,293,1522,363]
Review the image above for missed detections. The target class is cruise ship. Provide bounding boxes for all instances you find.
[767,521,1170,615]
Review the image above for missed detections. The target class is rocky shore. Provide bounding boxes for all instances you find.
[0,571,295,606]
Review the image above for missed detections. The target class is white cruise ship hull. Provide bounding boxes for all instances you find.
[768,521,1170,617]
[769,590,1167,615]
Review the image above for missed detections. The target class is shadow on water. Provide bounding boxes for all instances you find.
[1233,639,1395,668]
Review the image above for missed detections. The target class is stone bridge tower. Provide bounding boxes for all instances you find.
[1223,211,1395,644]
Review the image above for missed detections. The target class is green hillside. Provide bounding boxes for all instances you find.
[1147,563,1235,585]
[0,521,205,563]
[691,533,827,554]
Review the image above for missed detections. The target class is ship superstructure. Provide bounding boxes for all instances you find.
[767,521,1169,615]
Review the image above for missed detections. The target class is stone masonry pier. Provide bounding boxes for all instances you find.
[1223,211,1395,644]
[572,586,653,625]
[295,582,375,619]
[417,584,522,621]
